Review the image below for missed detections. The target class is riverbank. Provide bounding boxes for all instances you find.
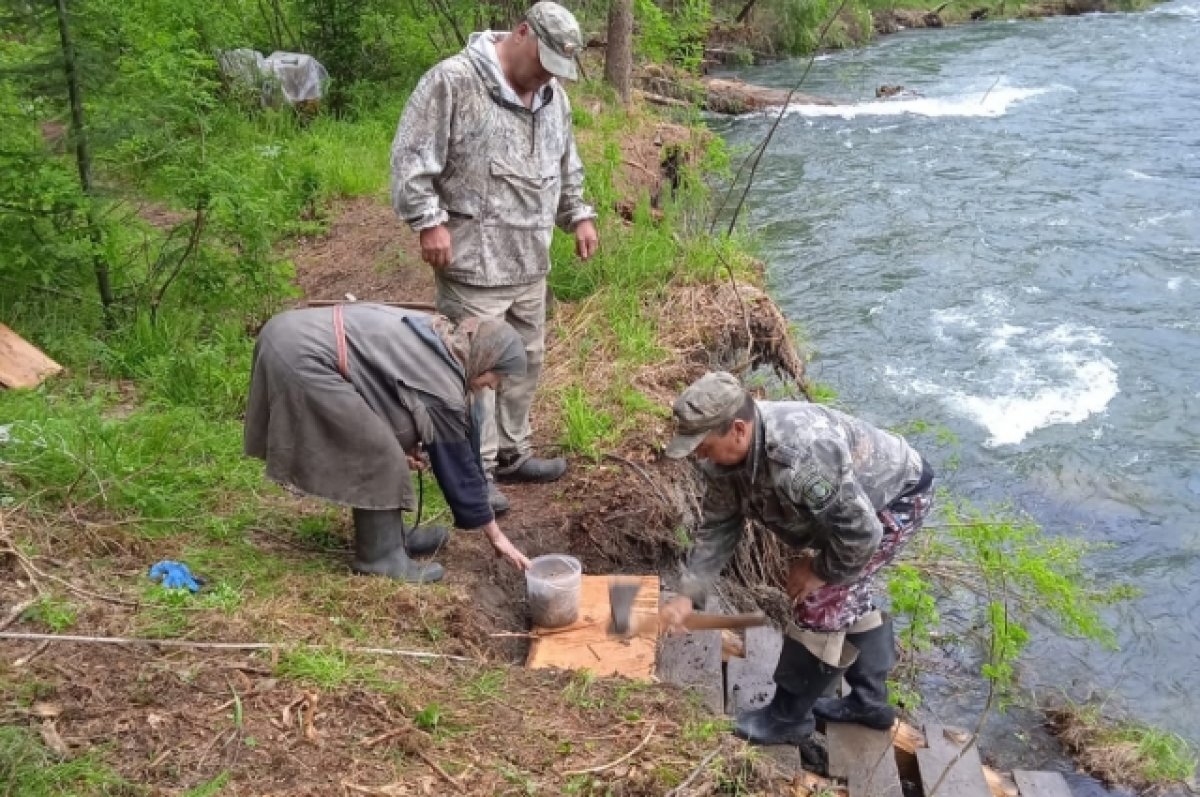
[2,6,1196,794]
[705,0,1163,66]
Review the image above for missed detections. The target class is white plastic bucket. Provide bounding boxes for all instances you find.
[526,554,582,629]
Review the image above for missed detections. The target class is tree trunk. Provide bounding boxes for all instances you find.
[53,0,114,318]
[604,0,633,105]
[735,0,761,23]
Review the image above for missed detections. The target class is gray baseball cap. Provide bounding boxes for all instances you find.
[526,2,583,81]
[664,372,747,459]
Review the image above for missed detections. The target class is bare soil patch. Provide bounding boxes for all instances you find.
[288,196,435,305]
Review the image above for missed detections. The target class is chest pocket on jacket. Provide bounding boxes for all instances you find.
[485,158,559,230]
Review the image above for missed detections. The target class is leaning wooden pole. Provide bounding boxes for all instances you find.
[53,0,114,318]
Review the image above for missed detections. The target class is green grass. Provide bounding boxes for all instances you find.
[274,648,383,690]
[559,386,619,460]
[22,594,79,633]
[0,726,138,796]
[1059,703,1199,786]
[1111,726,1198,784]
[181,771,232,797]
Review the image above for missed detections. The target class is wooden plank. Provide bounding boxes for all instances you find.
[0,323,62,389]
[526,575,658,679]
[827,723,904,797]
[916,724,992,797]
[725,624,782,714]
[1013,771,1074,797]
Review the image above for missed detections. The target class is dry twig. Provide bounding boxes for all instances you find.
[562,722,657,777]
[0,631,474,661]
[666,746,721,796]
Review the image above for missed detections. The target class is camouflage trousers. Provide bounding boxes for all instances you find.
[434,275,546,473]
[793,486,934,633]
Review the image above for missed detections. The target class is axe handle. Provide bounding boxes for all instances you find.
[680,612,768,632]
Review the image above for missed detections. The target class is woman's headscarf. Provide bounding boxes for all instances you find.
[430,316,527,383]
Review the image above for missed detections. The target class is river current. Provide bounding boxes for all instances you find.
[711,0,1200,749]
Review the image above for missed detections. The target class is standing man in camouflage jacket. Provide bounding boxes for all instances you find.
[390,1,599,514]
[661,372,935,752]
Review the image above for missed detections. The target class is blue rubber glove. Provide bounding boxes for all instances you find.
[148,560,202,593]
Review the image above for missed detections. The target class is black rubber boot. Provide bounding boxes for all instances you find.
[813,617,897,730]
[403,523,450,557]
[351,509,444,583]
[495,452,567,483]
[734,635,848,747]
[487,478,511,515]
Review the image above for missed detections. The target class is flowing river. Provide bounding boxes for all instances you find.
[710,0,1200,752]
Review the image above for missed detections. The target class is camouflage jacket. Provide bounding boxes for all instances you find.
[389,32,596,288]
[679,401,926,606]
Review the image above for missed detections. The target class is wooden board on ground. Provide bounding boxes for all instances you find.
[656,592,724,713]
[725,624,782,714]
[827,723,904,797]
[1013,771,1073,797]
[526,575,658,679]
[916,724,993,797]
[0,323,62,389]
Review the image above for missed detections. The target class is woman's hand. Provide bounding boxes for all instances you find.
[482,521,531,571]
[786,556,826,606]
[659,595,694,636]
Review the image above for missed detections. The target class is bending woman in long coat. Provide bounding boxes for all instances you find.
[244,303,531,582]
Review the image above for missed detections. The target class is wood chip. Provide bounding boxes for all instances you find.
[39,720,70,757]
[30,701,63,719]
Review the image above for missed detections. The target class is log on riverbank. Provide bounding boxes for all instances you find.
[637,65,835,115]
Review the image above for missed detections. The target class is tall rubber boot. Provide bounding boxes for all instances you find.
[351,509,444,583]
[403,520,450,557]
[734,634,852,746]
[813,616,897,730]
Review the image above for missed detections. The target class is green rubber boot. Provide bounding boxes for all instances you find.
[351,509,444,583]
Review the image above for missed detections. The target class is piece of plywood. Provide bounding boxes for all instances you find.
[916,724,993,797]
[526,575,658,679]
[725,624,783,714]
[827,723,904,797]
[0,323,62,389]
[1013,771,1073,797]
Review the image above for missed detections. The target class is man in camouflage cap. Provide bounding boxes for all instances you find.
[390,2,599,515]
[661,372,935,752]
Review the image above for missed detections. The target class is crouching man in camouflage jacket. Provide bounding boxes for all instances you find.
[661,372,935,753]
[390,2,599,516]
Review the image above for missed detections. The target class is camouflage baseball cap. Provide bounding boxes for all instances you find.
[526,2,582,81]
[665,372,747,459]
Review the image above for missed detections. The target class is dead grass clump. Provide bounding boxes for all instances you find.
[1047,703,1199,792]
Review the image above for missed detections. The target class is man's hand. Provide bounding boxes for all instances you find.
[659,595,694,636]
[574,219,598,261]
[483,521,531,571]
[786,556,827,606]
[419,225,452,268]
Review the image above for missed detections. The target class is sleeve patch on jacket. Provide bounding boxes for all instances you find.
[799,472,836,511]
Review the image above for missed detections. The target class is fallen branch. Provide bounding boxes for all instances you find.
[563,722,656,777]
[13,639,51,668]
[0,632,474,662]
[0,534,138,607]
[415,749,462,790]
[0,598,35,631]
[666,746,721,796]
